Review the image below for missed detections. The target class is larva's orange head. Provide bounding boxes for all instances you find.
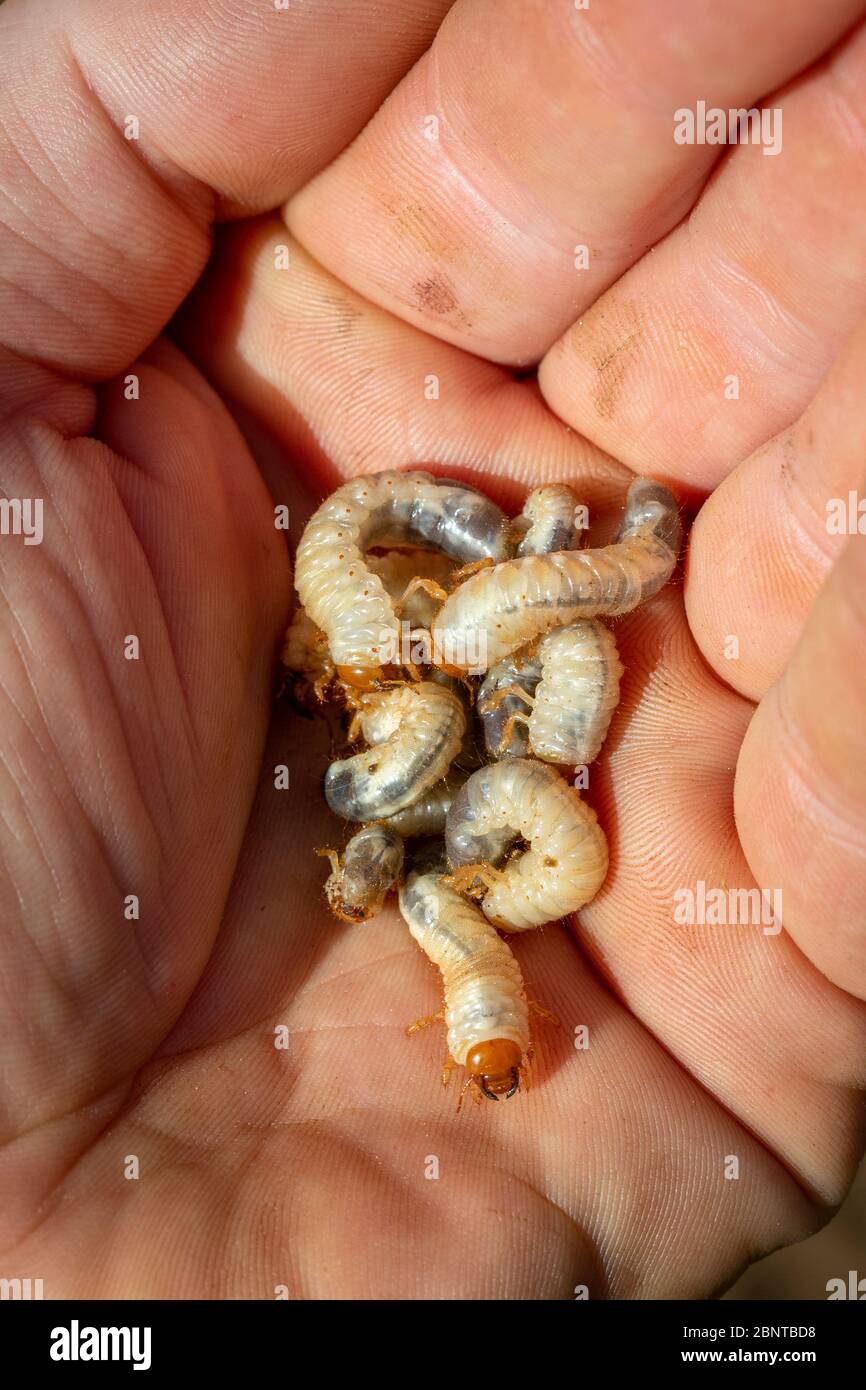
[336,664,384,691]
[465,1040,523,1101]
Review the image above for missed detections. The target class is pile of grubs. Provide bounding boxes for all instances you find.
[284,471,681,1107]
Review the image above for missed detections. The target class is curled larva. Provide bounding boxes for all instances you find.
[445,759,608,931]
[512,484,582,556]
[320,824,404,923]
[431,476,680,672]
[478,620,623,766]
[324,680,466,821]
[399,850,530,1102]
[295,471,511,686]
[380,772,467,837]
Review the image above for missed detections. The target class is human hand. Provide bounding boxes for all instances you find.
[1,0,864,1299]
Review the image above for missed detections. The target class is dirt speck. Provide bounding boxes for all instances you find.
[590,306,645,420]
[413,276,459,317]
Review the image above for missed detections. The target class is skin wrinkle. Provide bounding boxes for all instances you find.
[0,496,203,1024]
[9,471,181,877]
[0,1083,135,1252]
[65,34,217,232]
[695,238,825,375]
[40,575,132,862]
[1,211,140,346]
[775,451,843,571]
[768,679,866,854]
[5,58,136,272]
[825,52,866,156]
[425,41,588,259]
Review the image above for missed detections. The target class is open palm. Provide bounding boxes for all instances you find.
[1,0,864,1299]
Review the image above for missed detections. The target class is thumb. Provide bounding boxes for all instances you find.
[734,512,866,997]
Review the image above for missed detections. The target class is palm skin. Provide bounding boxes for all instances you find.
[1,0,865,1300]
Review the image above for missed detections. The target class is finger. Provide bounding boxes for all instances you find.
[178,216,630,522]
[286,0,864,364]
[539,19,866,490]
[686,317,866,700]
[0,0,452,383]
[734,526,866,999]
[580,588,866,1200]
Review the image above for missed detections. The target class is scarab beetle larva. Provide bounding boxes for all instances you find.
[431,477,681,672]
[285,469,683,1105]
[399,841,532,1106]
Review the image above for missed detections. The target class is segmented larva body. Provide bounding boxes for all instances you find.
[381,772,467,837]
[513,484,581,556]
[479,620,623,766]
[431,477,681,672]
[295,471,510,685]
[325,681,466,821]
[399,861,530,1099]
[530,622,623,764]
[446,759,609,931]
[322,824,404,923]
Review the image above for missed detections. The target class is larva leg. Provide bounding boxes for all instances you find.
[497,710,531,756]
[477,652,542,760]
[477,682,536,714]
[457,1076,484,1113]
[406,1008,446,1036]
[405,1010,455,1088]
[527,999,561,1027]
[394,576,449,616]
[441,861,509,898]
[315,847,342,877]
[451,556,495,584]
[312,670,335,703]
[346,708,365,745]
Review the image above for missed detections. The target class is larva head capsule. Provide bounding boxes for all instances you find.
[336,664,385,691]
[465,1040,523,1101]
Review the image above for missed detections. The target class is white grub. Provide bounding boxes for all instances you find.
[399,858,530,1100]
[512,484,582,556]
[295,471,510,682]
[432,476,681,671]
[324,681,466,821]
[321,824,404,923]
[445,759,608,931]
[479,620,623,766]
